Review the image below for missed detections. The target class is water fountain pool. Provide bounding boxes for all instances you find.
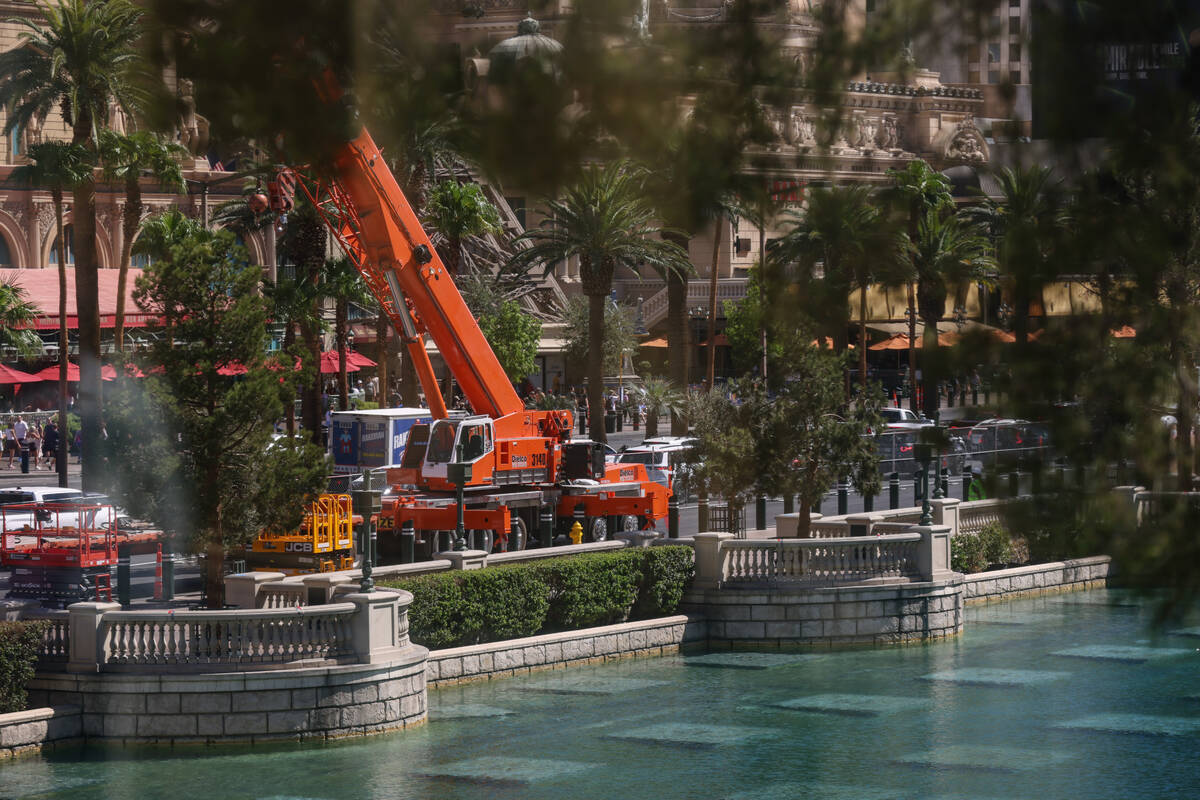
[2,588,1197,799]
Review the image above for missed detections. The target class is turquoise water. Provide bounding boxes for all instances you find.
[3,588,1199,799]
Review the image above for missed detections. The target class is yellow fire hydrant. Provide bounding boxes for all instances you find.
[569,521,583,545]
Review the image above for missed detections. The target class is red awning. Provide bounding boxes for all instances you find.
[3,268,160,330]
[0,364,41,384]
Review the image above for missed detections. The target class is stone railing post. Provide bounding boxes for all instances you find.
[914,525,953,581]
[931,498,961,537]
[224,571,287,609]
[345,589,414,664]
[442,550,488,571]
[692,532,735,589]
[66,602,120,673]
[845,513,883,537]
[1113,485,1145,511]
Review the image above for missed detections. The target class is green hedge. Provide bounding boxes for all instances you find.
[384,546,695,649]
[0,620,48,714]
[951,522,1015,574]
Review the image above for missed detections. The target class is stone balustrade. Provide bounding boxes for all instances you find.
[58,589,413,674]
[717,533,924,587]
[100,604,357,669]
[780,497,1010,541]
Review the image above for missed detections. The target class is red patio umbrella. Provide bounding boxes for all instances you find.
[100,364,146,381]
[868,333,912,351]
[346,351,376,368]
[33,362,80,382]
[318,351,361,374]
[0,364,42,384]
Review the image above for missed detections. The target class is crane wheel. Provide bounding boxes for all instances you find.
[587,517,608,542]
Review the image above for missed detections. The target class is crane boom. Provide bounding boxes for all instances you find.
[311,126,526,420]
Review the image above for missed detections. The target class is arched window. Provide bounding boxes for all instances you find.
[131,251,153,268]
[49,224,75,265]
[0,234,11,268]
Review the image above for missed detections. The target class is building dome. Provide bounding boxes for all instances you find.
[487,16,563,82]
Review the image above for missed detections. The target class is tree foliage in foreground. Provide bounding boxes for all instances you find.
[102,227,327,607]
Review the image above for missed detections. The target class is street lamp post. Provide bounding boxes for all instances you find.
[448,443,472,552]
[913,441,934,526]
[352,470,382,593]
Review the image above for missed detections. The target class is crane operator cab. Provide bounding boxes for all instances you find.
[414,416,494,484]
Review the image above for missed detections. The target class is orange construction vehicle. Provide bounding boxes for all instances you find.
[274,82,670,556]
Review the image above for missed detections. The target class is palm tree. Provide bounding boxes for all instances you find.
[772,184,893,394]
[886,160,954,411]
[900,210,995,419]
[0,282,40,355]
[509,162,690,442]
[321,257,372,410]
[424,179,503,277]
[99,130,188,352]
[968,166,1062,348]
[264,276,323,437]
[12,141,91,487]
[278,201,328,447]
[133,209,203,262]
[636,377,684,438]
[0,0,145,491]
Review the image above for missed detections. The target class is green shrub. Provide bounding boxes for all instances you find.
[383,546,694,649]
[464,566,550,642]
[398,573,484,650]
[0,620,48,713]
[951,522,1014,574]
[635,546,696,617]
[951,532,988,574]
[536,550,642,631]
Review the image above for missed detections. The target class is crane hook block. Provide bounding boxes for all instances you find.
[413,244,433,265]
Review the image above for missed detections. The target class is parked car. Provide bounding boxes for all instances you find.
[617,437,699,499]
[879,407,934,429]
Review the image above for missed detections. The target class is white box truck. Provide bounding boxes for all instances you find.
[329,407,434,475]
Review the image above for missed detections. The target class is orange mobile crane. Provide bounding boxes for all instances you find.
[275,82,669,555]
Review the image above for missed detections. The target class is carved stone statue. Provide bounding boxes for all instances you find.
[790,108,815,145]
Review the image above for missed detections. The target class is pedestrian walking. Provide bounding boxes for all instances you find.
[2,422,14,468]
[42,420,59,472]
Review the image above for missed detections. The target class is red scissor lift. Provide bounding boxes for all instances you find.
[1,501,123,607]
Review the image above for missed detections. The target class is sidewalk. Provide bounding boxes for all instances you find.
[0,460,83,489]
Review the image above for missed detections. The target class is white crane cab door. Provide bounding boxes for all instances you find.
[422,417,495,481]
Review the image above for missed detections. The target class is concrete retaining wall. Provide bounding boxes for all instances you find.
[687,578,964,648]
[427,615,706,687]
[23,645,428,746]
[962,556,1112,604]
[0,706,81,758]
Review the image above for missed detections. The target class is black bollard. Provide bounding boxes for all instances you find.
[962,468,972,500]
[1008,469,1019,498]
[117,544,131,608]
[539,507,554,548]
[438,530,451,553]
[668,495,679,539]
[889,472,900,509]
[161,547,175,602]
[783,494,794,515]
[863,490,874,512]
[755,496,767,530]
[579,413,586,435]
[400,520,415,563]
[940,468,949,498]
[837,482,848,516]
[698,496,710,533]
[1031,464,1042,496]
[972,388,978,406]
